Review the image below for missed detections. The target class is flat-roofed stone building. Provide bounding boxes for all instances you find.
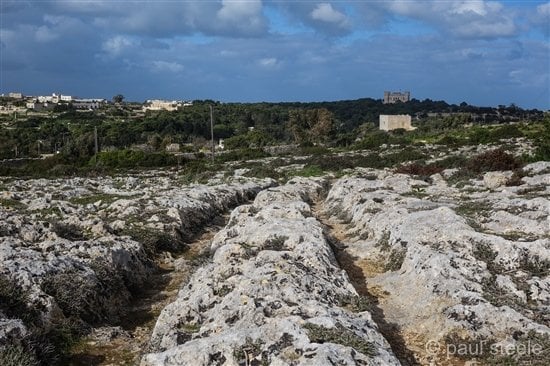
[383,91,410,104]
[379,114,415,131]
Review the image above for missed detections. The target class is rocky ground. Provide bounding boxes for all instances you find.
[0,141,548,366]
[142,177,400,365]
[0,172,273,365]
[321,161,549,365]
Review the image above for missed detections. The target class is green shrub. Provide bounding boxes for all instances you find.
[0,274,39,324]
[466,148,522,174]
[216,148,270,163]
[289,164,325,177]
[466,127,492,144]
[94,150,177,169]
[41,264,129,325]
[123,226,182,255]
[51,222,86,241]
[354,131,391,149]
[395,163,444,176]
[304,323,376,357]
[0,345,39,366]
[243,164,284,180]
[489,124,524,140]
[298,145,331,155]
[178,160,220,184]
[432,155,468,169]
[0,198,25,210]
[48,164,77,177]
[524,118,550,162]
[0,273,88,366]
[436,135,465,146]
[383,147,428,166]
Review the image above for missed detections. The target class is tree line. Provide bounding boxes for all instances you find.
[0,97,544,161]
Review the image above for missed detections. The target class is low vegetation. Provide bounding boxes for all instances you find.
[1,94,547,179]
[303,322,376,357]
[0,273,88,366]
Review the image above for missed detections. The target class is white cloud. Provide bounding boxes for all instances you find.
[538,3,550,16]
[258,57,281,69]
[450,0,491,16]
[102,36,134,56]
[35,25,58,42]
[215,0,267,36]
[311,3,347,25]
[152,60,184,73]
[378,0,517,39]
[217,0,262,21]
[531,2,550,35]
[32,15,88,43]
[453,17,515,38]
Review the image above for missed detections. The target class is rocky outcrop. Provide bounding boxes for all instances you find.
[322,162,550,364]
[0,172,273,362]
[142,177,400,365]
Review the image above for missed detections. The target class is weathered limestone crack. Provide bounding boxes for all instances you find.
[141,177,400,365]
[70,215,229,365]
[319,165,550,365]
[312,199,420,366]
[0,173,274,365]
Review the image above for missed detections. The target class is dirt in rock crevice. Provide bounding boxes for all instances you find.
[313,202,421,366]
[68,215,227,366]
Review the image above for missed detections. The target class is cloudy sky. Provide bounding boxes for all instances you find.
[1,1,549,108]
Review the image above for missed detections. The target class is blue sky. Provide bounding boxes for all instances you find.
[1,0,549,109]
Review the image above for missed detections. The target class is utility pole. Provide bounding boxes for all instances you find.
[210,105,215,163]
[94,126,99,155]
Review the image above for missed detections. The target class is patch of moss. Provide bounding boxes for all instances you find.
[385,248,407,272]
[304,323,376,357]
[68,193,121,206]
[233,337,268,366]
[0,198,25,210]
[337,295,373,313]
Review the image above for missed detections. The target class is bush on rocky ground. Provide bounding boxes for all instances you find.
[0,273,89,366]
[395,163,444,176]
[50,221,86,241]
[123,227,183,256]
[466,148,523,174]
[41,263,129,325]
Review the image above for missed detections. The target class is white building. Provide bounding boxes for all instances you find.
[8,92,23,99]
[379,115,415,131]
[383,91,410,104]
[165,143,180,153]
[73,99,106,110]
[38,93,60,103]
[143,99,183,112]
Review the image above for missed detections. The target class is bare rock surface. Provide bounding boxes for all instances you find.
[142,177,400,366]
[322,161,550,364]
[0,172,273,350]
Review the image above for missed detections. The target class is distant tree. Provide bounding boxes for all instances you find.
[112,94,124,104]
[288,109,306,143]
[309,108,333,143]
[288,108,333,144]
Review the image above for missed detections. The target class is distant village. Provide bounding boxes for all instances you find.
[0,90,416,132]
[0,92,193,114]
